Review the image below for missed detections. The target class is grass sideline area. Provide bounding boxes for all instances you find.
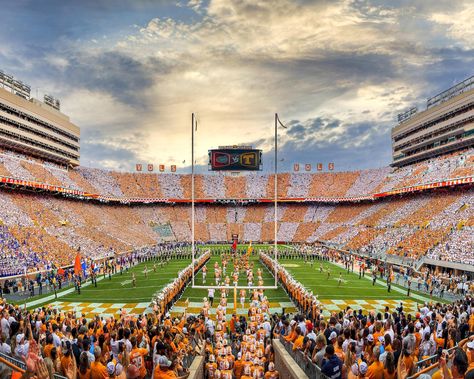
[8,245,448,318]
[12,259,190,309]
[278,258,448,304]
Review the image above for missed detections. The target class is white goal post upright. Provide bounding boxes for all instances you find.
[274,113,278,288]
[190,113,280,290]
[191,113,196,287]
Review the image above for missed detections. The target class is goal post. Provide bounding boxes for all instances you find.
[189,113,280,290]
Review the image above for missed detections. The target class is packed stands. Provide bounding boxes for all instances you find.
[266,173,289,198]
[157,174,183,198]
[1,147,473,201]
[208,222,227,241]
[76,167,123,197]
[387,228,450,259]
[286,173,312,197]
[224,174,246,198]
[202,174,225,199]
[0,185,472,276]
[308,171,360,197]
[0,146,472,275]
[293,222,320,242]
[245,173,268,198]
[243,222,261,242]
[345,167,390,196]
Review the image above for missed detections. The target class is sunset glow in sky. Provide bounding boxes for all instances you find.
[1,0,473,172]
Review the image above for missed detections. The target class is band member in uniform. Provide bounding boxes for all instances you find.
[203,265,207,284]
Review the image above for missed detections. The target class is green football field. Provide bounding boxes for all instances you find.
[278,258,445,303]
[179,254,289,303]
[61,260,191,303]
[16,245,445,317]
[19,259,190,309]
[279,259,409,300]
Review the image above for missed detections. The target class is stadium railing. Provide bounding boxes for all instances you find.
[0,351,67,379]
[182,338,200,369]
[406,346,458,379]
[279,336,329,379]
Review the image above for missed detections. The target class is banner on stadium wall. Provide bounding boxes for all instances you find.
[305,164,311,171]
[373,176,473,198]
[328,162,334,171]
[159,164,165,172]
[147,164,153,172]
[171,165,176,172]
[136,164,142,172]
[294,163,300,172]
[317,163,323,171]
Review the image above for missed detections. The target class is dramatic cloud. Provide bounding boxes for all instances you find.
[0,0,472,172]
[430,4,474,49]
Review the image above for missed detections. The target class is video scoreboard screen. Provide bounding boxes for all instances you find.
[209,146,262,171]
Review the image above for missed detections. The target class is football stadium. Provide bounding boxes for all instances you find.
[0,2,473,379]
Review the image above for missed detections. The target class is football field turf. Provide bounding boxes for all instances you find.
[170,254,297,318]
[23,260,191,316]
[279,259,409,300]
[19,246,444,318]
[278,258,446,314]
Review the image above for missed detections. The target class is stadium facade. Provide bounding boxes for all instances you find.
[0,72,80,167]
[392,76,474,167]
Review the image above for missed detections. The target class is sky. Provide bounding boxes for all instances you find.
[0,0,473,173]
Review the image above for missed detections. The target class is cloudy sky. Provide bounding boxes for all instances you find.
[0,0,473,172]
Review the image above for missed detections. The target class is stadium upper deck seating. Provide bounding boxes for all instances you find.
[1,147,472,200]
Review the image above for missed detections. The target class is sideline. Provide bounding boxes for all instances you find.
[21,260,181,308]
[331,260,435,304]
[23,275,107,308]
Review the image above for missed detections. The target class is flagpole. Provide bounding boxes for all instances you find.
[274,113,278,288]
[191,113,195,287]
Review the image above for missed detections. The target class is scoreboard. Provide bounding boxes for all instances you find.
[209,146,262,171]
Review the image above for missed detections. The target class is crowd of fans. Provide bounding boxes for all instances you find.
[0,147,472,276]
[0,148,472,200]
[0,259,205,379]
[260,249,474,379]
[0,245,472,379]
[0,186,472,276]
[428,229,474,266]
